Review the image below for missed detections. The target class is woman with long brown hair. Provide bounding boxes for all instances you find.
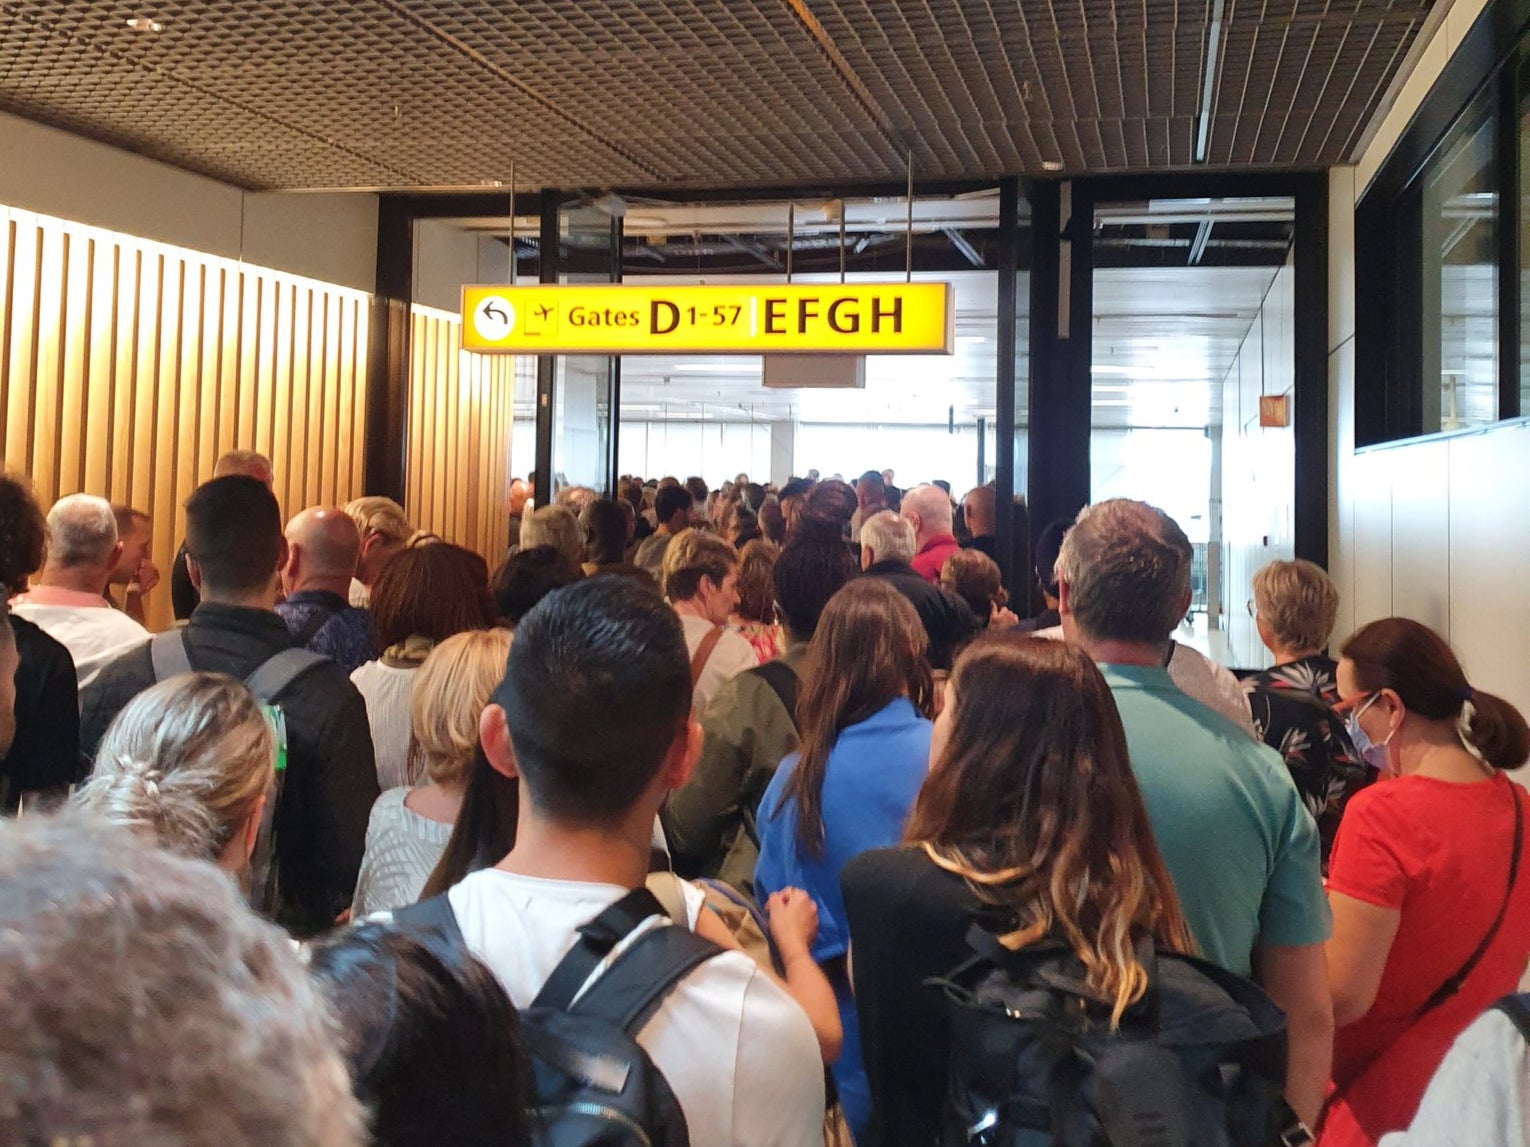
[842,632,1195,1147]
[1320,617,1530,1147]
[754,577,935,1142]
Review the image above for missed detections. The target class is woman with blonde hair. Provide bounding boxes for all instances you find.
[754,577,935,1140]
[842,633,1196,1147]
[75,672,275,873]
[352,628,513,915]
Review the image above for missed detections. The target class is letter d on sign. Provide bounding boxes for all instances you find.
[652,300,680,335]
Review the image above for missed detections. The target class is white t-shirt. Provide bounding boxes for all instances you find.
[449,868,824,1147]
[680,613,759,715]
[1034,625,1255,736]
[350,660,418,790]
[12,601,148,689]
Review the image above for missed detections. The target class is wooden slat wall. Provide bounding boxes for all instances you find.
[404,307,515,563]
[0,204,371,633]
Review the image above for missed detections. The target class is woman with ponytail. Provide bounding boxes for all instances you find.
[754,577,935,1141]
[75,673,275,873]
[1321,617,1530,1147]
[842,633,1195,1147]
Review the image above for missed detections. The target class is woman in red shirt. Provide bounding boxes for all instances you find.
[1321,617,1530,1147]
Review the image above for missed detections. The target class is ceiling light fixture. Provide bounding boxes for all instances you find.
[1194,0,1226,163]
[125,16,162,32]
[1041,160,1064,172]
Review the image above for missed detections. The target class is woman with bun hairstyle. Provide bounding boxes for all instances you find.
[1321,617,1530,1147]
[75,672,275,873]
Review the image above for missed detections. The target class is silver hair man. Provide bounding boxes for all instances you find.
[1056,498,1194,646]
[859,509,917,567]
[0,812,364,1147]
[46,493,119,569]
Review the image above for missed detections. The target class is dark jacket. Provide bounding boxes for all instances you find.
[275,589,379,675]
[81,603,379,936]
[1,617,83,810]
[863,560,981,671]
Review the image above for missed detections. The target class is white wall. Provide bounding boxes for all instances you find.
[0,109,377,291]
[1330,0,1530,734]
[1221,257,1297,668]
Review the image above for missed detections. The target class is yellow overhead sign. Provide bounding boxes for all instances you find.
[460,282,953,355]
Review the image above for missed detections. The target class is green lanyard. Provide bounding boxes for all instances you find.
[263,705,289,775]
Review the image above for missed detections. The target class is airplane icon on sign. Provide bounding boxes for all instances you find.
[535,305,554,322]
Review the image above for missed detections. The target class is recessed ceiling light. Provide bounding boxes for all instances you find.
[124,16,163,32]
[480,179,505,188]
[1041,160,1064,172]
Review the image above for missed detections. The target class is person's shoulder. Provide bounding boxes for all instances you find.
[715,627,757,665]
[843,845,935,898]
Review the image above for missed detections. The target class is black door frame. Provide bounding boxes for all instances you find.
[1023,171,1329,571]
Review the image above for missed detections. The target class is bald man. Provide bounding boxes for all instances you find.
[274,507,377,673]
[172,450,276,621]
[902,483,961,583]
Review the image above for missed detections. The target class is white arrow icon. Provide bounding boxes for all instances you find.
[474,296,516,341]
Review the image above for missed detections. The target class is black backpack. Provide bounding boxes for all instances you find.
[392,886,724,1147]
[936,928,1305,1147]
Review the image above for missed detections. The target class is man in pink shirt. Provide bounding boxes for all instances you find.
[902,484,960,583]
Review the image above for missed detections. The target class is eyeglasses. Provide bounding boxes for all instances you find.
[1246,598,1258,619]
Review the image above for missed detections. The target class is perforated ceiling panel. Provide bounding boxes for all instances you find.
[0,0,1436,190]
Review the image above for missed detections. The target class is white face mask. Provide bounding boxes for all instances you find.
[1346,692,1397,775]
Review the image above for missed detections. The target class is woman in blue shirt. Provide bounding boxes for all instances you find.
[755,577,935,1140]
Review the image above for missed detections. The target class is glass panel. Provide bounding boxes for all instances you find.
[1090,196,1296,669]
[1422,97,1498,433]
[553,199,618,494]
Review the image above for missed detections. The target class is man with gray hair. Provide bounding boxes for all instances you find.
[860,509,978,670]
[13,494,149,689]
[1056,497,1333,1131]
[0,812,364,1147]
[173,449,276,619]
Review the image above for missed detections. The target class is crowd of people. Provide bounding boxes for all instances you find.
[0,455,1525,1147]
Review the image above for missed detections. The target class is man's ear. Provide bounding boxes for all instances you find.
[1057,576,1073,618]
[479,703,519,779]
[662,716,703,792]
[185,552,203,592]
[108,540,125,571]
[282,540,300,580]
[274,537,290,578]
[1175,586,1193,620]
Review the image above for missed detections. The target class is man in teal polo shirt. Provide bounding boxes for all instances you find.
[1057,498,1334,1131]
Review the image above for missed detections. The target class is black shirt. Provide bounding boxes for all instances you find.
[81,603,380,936]
[1,617,83,810]
[842,847,987,1147]
[862,560,981,670]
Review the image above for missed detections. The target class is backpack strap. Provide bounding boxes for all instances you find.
[150,629,194,681]
[749,658,800,731]
[390,893,474,978]
[690,626,725,686]
[1494,993,1530,1044]
[532,888,673,1011]
[244,647,330,703]
[567,922,725,1035]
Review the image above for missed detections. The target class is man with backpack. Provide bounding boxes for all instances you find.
[442,576,824,1147]
[81,476,379,937]
[665,538,857,891]
[1056,498,1334,1129]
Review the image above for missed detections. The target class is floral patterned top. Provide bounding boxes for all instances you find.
[1243,654,1372,867]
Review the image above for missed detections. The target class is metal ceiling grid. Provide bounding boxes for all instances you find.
[0,0,1438,190]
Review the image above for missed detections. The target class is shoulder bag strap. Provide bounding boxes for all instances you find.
[245,647,330,703]
[1494,993,1530,1044]
[291,605,337,648]
[1416,784,1524,1018]
[150,629,194,682]
[531,887,670,1011]
[690,625,726,687]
